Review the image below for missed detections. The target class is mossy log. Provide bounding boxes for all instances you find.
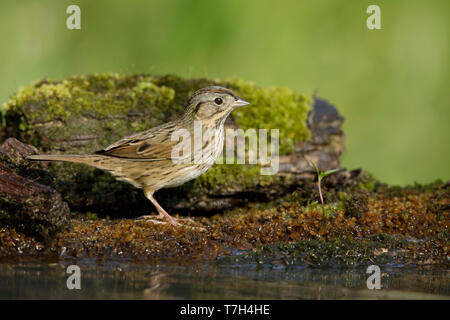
[0,138,71,238]
[0,74,344,216]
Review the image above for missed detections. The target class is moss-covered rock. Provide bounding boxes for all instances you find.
[0,74,342,216]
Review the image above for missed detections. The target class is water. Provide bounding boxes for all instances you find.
[0,260,448,299]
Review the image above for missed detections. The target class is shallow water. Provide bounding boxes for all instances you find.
[0,260,448,300]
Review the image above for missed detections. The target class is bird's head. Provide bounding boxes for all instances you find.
[184,86,250,124]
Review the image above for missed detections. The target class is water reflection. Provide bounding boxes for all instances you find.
[0,261,448,299]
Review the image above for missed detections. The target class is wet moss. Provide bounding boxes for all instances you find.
[357,172,377,192]
[0,178,447,266]
[217,235,444,268]
[0,227,44,259]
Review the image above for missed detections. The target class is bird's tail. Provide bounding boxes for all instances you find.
[27,154,106,166]
[28,154,141,187]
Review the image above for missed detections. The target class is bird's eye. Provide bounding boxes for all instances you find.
[214,98,223,105]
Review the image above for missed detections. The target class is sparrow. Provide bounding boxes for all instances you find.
[28,86,250,227]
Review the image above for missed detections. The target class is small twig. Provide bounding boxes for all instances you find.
[317,176,325,216]
[305,156,339,217]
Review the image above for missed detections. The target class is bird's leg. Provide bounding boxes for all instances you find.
[136,191,182,226]
[137,191,204,230]
[147,192,182,226]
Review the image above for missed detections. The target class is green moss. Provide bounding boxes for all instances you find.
[194,164,279,192]
[225,78,312,155]
[86,212,98,220]
[2,74,180,152]
[357,171,377,191]
[303,201,344,217]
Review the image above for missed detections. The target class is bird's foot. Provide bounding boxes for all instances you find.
[136,214,205,231]
[136,214,181,226]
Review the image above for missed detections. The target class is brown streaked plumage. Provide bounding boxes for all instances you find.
[27,86,250,227]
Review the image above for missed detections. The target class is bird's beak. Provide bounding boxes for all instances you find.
[233,98,250,108]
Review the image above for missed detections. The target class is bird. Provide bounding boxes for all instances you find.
[27,86,250,227]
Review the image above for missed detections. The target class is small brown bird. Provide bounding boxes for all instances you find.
[28,86,250,227]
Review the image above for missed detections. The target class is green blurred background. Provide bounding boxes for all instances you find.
[0,0,448,185]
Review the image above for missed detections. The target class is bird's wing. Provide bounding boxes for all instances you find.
[95,127,179,161]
